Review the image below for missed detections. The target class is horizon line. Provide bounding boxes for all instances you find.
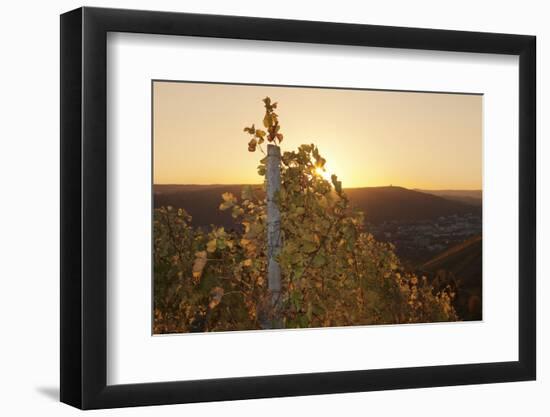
[153,183,482,191]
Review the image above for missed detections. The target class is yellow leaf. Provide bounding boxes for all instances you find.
[209,287,224,309]
[192,251,207,281]
[221,192,235,202]
[263,114,271,128]
[206,239,217,253]
[220,193,236,211]
[248,138,257,152]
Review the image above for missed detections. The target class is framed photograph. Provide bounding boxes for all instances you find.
[60,7,536,409]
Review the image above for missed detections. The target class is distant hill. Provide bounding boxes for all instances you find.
[345,186,480,223]
[415,189,482,207]
[420,235,482,321]
[154,184,262,231]
[154,184,480,228]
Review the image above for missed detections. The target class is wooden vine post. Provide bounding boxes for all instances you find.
[266,144,282,328]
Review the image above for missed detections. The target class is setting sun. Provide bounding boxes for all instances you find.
[315,166,333,183]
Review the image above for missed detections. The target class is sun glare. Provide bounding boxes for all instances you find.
[315,166,333,182]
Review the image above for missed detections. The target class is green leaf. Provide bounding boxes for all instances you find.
[290,290,302,310]
[312,253,326,268]
[302,241,317,253]
[293,265,305,280]
[241,185,254,200]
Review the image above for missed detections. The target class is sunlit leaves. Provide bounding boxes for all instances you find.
[231,206,244,219]
[192,251,207,281]
[248,138,257,152]
[263,113,271,129]
[209,287,224,309]
[206,239,217,253]
[219,192,237,210]
[245,97,284,152]
[244,222,263,240]
[257,164,266,176]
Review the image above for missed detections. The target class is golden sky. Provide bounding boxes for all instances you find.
[153,81,482,189]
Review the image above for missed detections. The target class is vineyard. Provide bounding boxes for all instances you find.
[153,98,458,333]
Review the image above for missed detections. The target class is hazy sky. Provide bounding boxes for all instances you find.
[153,81,482,189]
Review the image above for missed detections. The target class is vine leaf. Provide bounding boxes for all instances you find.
[209,287,224,309]
[192,251,207,281]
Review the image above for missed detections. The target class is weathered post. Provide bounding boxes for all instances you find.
[266,144,282,328]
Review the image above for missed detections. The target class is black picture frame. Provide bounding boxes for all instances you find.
[60,6,536,410]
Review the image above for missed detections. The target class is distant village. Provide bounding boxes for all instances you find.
[367,212,482,264]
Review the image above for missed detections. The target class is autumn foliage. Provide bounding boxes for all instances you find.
[153,98,457,333]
